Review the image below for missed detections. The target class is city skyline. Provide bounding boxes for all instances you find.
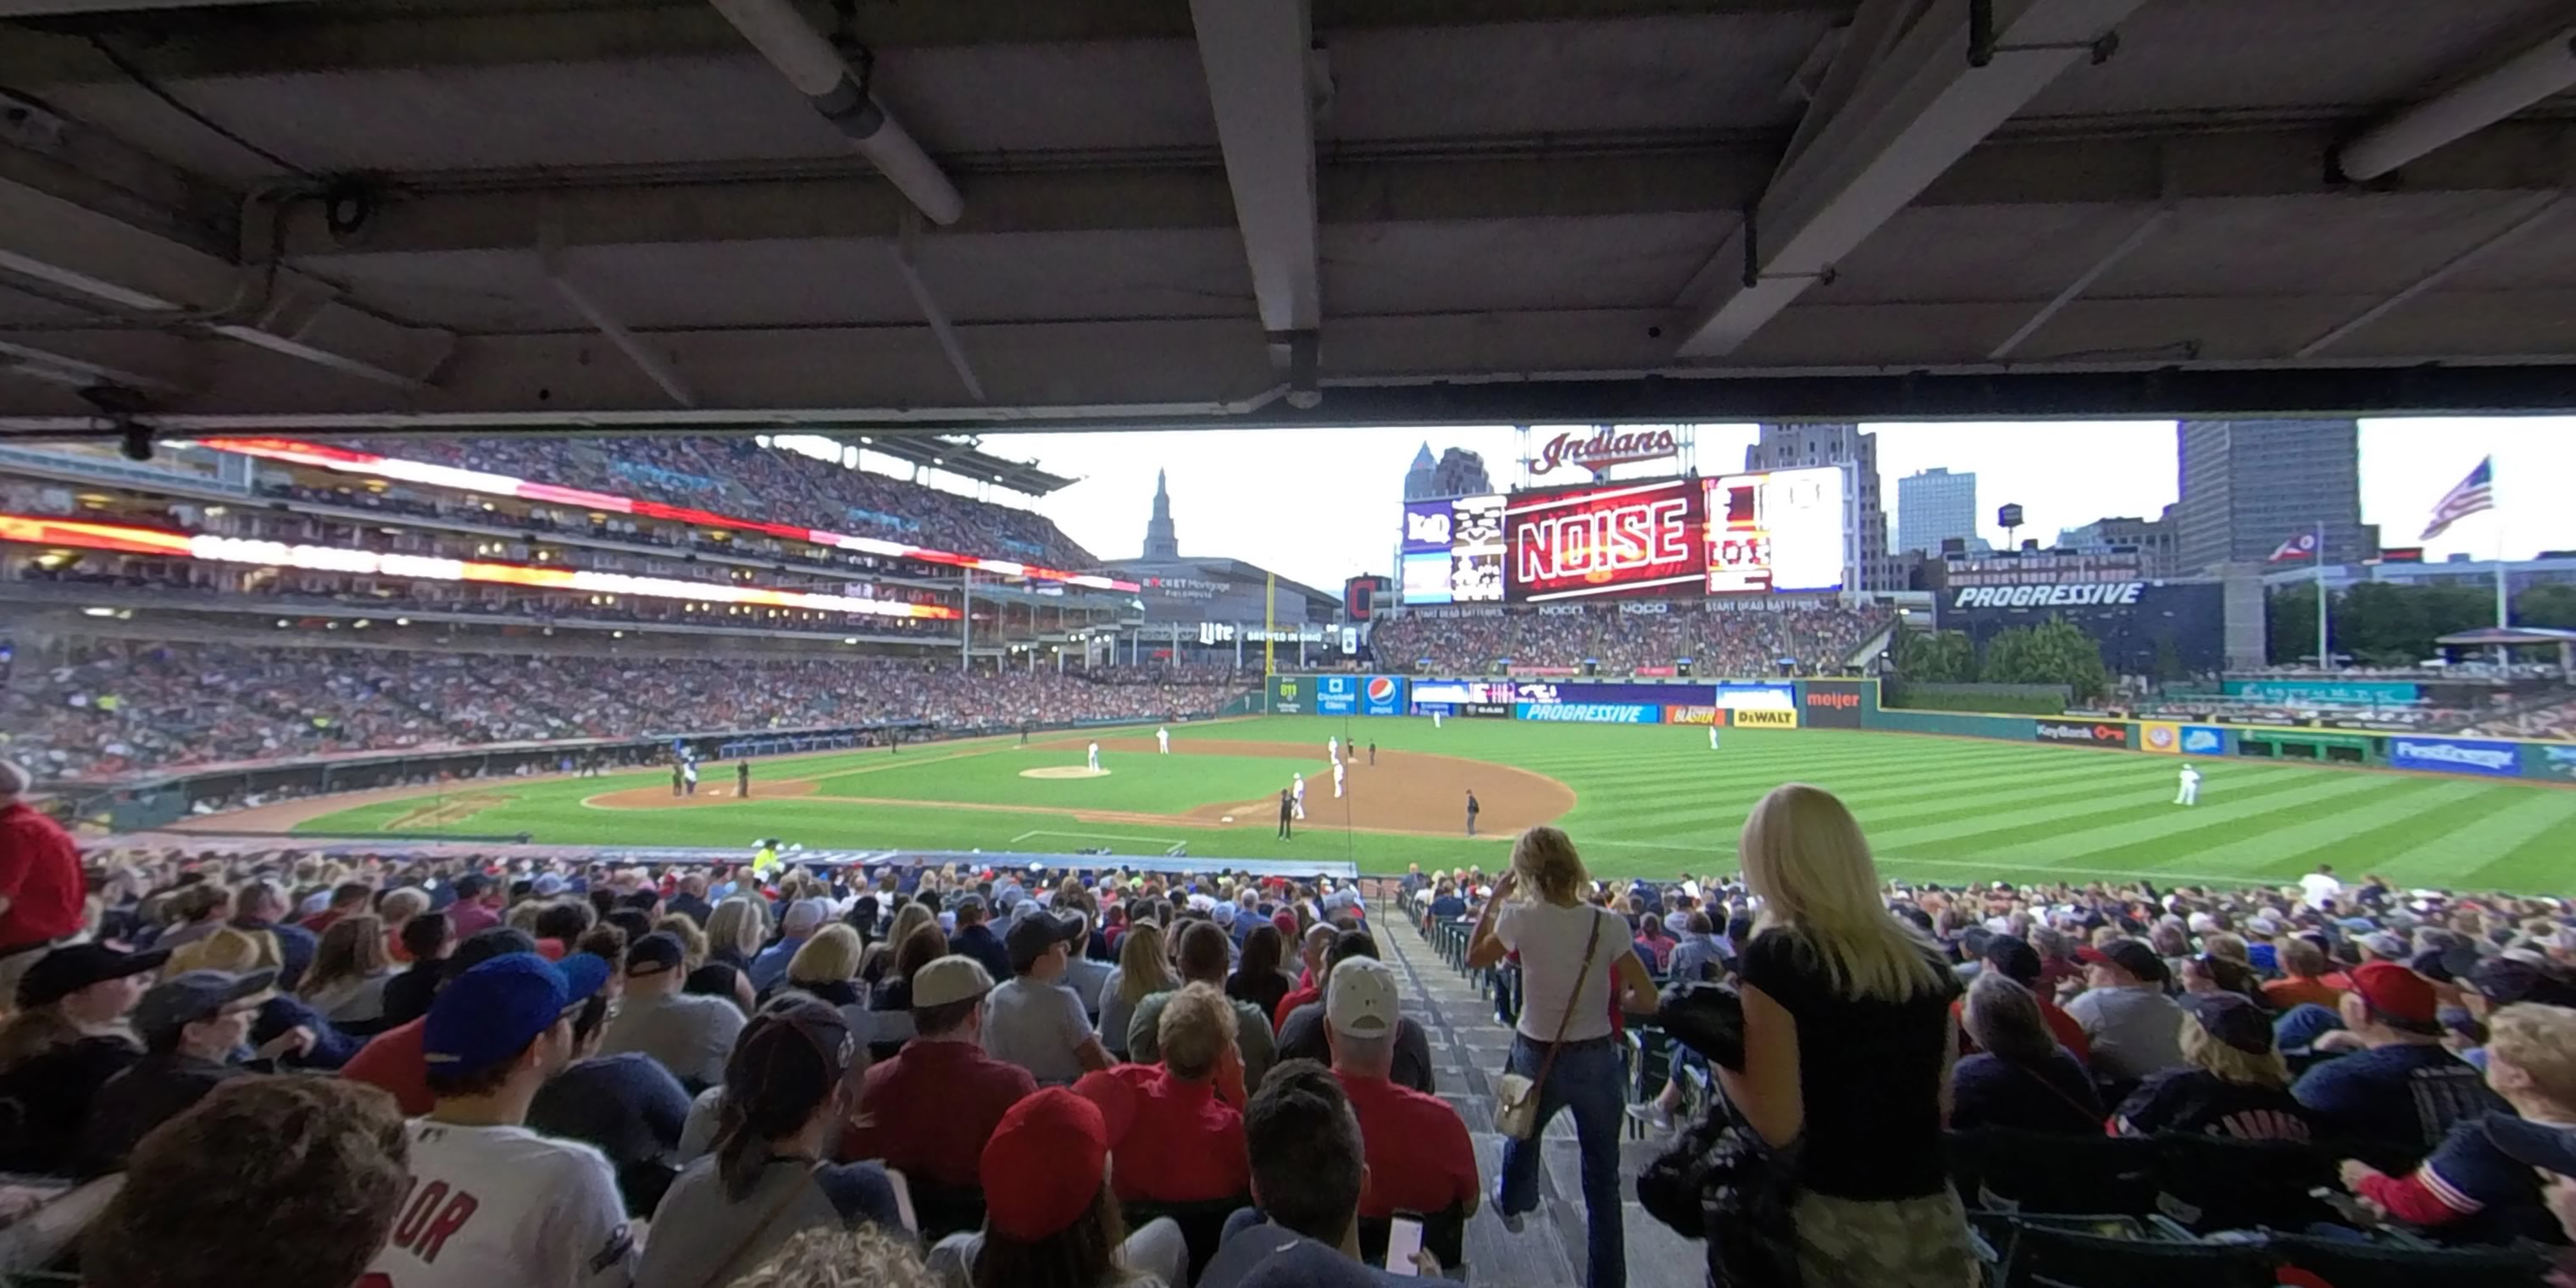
[999,419,2573,592]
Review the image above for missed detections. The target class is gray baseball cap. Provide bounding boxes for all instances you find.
[134,969,278,1043]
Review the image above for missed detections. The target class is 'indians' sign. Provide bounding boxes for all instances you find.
[1529,427,1681,477]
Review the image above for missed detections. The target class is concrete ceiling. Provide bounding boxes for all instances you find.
[0,0,2573,436]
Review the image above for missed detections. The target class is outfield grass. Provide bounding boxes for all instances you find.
[291,716,2576,893]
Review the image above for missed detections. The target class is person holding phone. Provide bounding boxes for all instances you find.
[1196,1062,1435,1287]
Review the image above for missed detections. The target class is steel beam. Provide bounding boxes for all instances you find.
[1671,0,2150,358]
[1188,0,1324,340]
[2336,25,2576,181]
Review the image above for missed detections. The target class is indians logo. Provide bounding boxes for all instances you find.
[1529,427,1681,476]
[1366,677,1397,703]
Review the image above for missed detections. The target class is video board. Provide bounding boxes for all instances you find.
[1704,468,1845,594]
[1503,479,1704,602]
[1397,493,1505,605]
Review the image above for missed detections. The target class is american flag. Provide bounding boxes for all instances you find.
[2266,530,2318,563]
[2419,457,2495,541]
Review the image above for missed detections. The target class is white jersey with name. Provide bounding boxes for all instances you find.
[366,1119,637,1288]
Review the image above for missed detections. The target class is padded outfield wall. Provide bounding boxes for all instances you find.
[1263,674,2574,784]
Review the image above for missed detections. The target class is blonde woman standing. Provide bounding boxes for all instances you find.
[1723,784,1973,1288]
[1466,826,1656,1288]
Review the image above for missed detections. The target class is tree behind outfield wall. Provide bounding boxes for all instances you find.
[1896,629,1977,682]
[1978,620,2112,702]
[2266,581,2574,667]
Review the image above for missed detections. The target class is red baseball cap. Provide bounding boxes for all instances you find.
[2351,960,2438,1026]
[1271,910,1299,938]
[980,1087,1125,1241]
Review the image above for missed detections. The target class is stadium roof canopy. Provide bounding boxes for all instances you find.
[2436,627,2576,647]
[2,0,2574,440]
[824,433,1077,497]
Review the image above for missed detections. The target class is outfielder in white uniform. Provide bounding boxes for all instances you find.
[1291,772,1307,819]
[1709,724,1720,751]
[1333,759,1346,797]
[1157,726,1170,753]
[1328,736,1339,763]
[2175,763,2201,806]
[1088,741,1101,772]
[1432,710,1444,729]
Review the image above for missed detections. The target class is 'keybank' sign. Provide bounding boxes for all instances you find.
[1953,582,2145,609]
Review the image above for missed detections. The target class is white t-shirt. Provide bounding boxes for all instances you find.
[368,1119,636,1288]
[2298,872,2344,906]
[1495,900,1624,1043]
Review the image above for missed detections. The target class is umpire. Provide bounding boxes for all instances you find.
[1276,788,1294,841]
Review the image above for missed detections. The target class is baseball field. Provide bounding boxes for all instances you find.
[251,715,2576,893]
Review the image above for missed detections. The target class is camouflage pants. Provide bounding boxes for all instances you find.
[1789,1186,1977,1288]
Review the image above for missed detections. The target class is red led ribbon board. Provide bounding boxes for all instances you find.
[1503,479,1703,603]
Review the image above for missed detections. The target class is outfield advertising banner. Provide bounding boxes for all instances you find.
[1734,708,1799,729]
[1663,705,1720,725]
[1270,676,1305,715]
[2180,724,2228,756]
[2035,719,2129,748]
[1802,680,1866,729]
[2224,679,2420,706]
[2140,721,2182,754]
[1462,702,1514,719]
[1360,675,1407,717]
[2390,736,2521,778]
[2540,746,2576,782]
[1314,675,1360,716]
[1517,702,1662,724]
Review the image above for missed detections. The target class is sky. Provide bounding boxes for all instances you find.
[993,418,2576,591]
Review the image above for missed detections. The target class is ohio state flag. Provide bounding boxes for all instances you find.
[2267,530,2318,562]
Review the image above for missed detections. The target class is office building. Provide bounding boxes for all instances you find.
[1141,469,1179,559]
[1895,467,1978,558]
[2173,419,2368,573]
[1746,423,1896,591]
[2056,511,2180,579]
[1404,443,1493,501]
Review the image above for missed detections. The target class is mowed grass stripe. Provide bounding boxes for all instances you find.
[1969,774,2402,867]
[2412,789,2576,887]
[2098,778,2489,877]
[1863,767,2359,854]
[1574,757,2154,838]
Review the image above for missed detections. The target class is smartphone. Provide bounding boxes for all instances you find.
[886,1168,919,1234]
[1384,1211,1424,1277]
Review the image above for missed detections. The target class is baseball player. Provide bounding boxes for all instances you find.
[1332,758,1346,798]
[680,759,698,797]
[736,760,750,798]
[1328,735,1339,763]
[1291,772,1307,819]
[1088,741,1102,772]
[1157,726,1171,754]
[1432,709,1443,730]
[1709,724,1720,751]
[2175,763,2201,807]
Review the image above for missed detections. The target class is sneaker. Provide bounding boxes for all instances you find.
[1628,1101,1674,1133]
[1496,1207,1525,1235]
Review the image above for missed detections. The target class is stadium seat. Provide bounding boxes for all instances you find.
[2262,1233,2552,1288]
[1996,1220,2273,1288]
[1948,1129,2161,1216]
[1124,1196,1251,1286]
[2147,1134,2338,1233]
[910,1180,988,1242]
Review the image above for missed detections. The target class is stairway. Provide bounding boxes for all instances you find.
[1376,902,1705,1288]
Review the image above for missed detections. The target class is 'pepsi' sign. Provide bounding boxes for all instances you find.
[1360,675,1407,717]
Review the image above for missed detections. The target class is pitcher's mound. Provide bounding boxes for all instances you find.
[1021,766,1111,780]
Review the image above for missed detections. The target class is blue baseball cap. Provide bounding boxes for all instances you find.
[425,952,611,1074]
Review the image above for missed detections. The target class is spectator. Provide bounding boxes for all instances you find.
[1128,922,1276,1091]
[2064,939,2186,1090]
[303,880,374,934]
[750,899,828,995]
[1951,974,2101,1135]
[298,913,396,1025]
[690,897,764,1013]
[1085,983,1252,1205]
[228,879,319,992]
[1227,924,1292,1025]
[1197,1060,1429,1286]
[528,967,694,1219]
[778,924,871,1039]
[149,885,233,952]
[1274,925,1336,1030]
[1632,915,1671,973]
[362,952,636,1288]
[2486,1112,2576,1244]
[846,955,1034,1191]
[1275,930,1436,1094]
[949,896,1013,988]
[1325,957,1480,1222]
[2293,961,2505,1160]
[602,930,747,1092]
[1466,826,1657,1288]
[341,926,537,1115]
[1665,911,1727,984]
[1098,922,1174,1062]
[1963,935,2090,1064]
[2338,1003,2576,1245]
[74,968,289,1177]
[636,998,904,1288]
[0,943,163,1173]
[925,1086,1189,1288]
[727,1224,945,1288]
[1710,786,1973,1288]
[2112,991,2312,1141]
[2263,937,2348,1012]
[867,923,947,1052]
[1060,912,1113,1018]
[447,874,503,938]
[83,1078,411,1288]
[382,911,456,1028]
[984,909,1111,1085]
[0,759,88,1006]
[165,927,353,1071]
[666,874,713,929]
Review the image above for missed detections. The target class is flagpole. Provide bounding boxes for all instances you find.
[2493,465,2509,670]
[2315,519,2329,671]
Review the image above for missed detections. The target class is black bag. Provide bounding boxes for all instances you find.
[1657,980,1747,1071]
[1636,1099,1803,1288]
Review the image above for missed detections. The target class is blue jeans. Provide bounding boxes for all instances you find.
[1496,1035,1626,1288]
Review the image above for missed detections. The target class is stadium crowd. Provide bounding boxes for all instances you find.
[1371,602,1889,675]
[3,642,1253,780]
[324,436,1097,569]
